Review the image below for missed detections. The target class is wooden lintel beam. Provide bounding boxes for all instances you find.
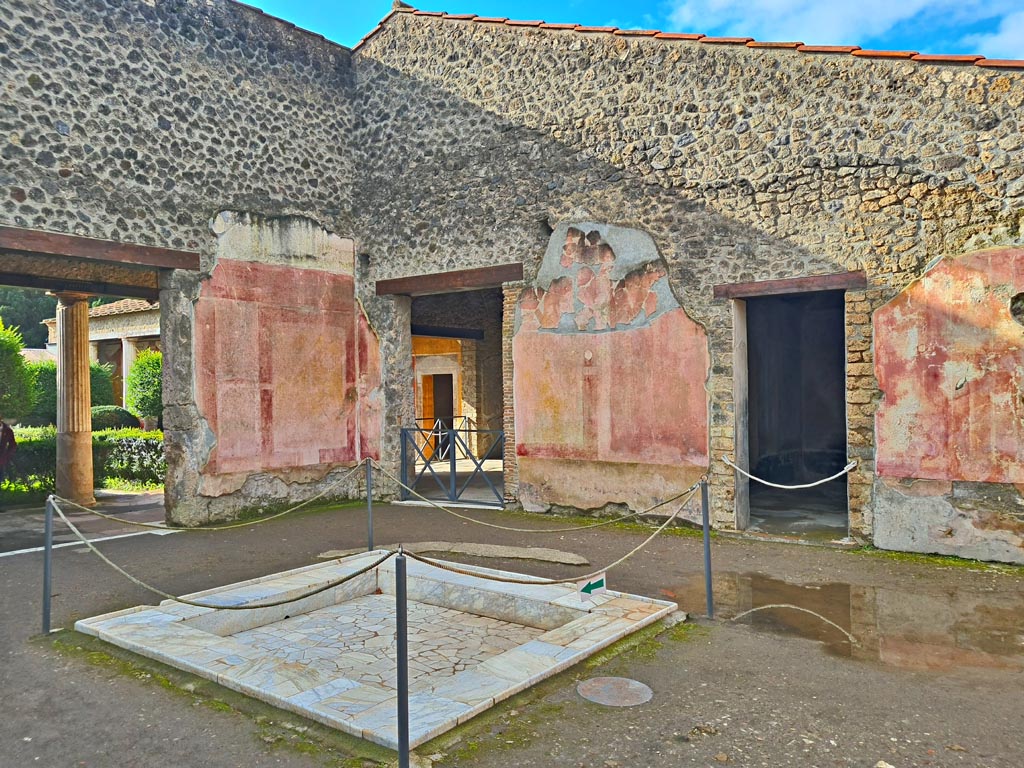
[376,263,523,296]
[0,226,200,271]
[713,270,867,299]
[411,324,486,341]
[0,272,159,300]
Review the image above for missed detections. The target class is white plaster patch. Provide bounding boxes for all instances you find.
[210,211,354,275]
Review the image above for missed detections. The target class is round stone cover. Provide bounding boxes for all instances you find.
[576,676,654,706]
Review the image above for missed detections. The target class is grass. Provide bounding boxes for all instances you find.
[101,477,164,492]
[0,478,50,507]
[846,544,1024,574]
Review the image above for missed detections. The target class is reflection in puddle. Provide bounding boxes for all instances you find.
[666,572,1024,672]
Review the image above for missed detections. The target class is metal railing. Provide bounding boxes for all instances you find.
[400,423,504,505]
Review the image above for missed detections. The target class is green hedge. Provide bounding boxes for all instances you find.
[91,405,140,430]
[3,427,165,489]
[23,360,115,426]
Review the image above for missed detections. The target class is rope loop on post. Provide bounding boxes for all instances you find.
[52,460,367,532]
[372,458,697,534]
[48,497,395,610]
[721,455,856,490]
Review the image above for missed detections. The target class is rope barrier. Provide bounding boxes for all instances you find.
[49,496,395,610]
[721,456,857,490]
[371,459,695,533]
[53,461,366,532]
[729,603,859,646]
[405,484,700,586]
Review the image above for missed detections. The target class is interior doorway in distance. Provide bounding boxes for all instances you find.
[745,289,848,537]
[406,287,505,505]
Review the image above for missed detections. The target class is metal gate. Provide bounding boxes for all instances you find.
[399,417,504,506]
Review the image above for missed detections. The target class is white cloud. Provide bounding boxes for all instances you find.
[964,10,1024,58]
[664,0,1023,54]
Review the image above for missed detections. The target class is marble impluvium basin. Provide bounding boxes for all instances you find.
[76,552,677,749]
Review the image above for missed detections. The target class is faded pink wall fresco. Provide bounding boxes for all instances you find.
[874,247,1024,483]
[513,225,709,512]
[195,259,381,479]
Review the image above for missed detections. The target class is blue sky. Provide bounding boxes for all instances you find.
[247,0,1024,57]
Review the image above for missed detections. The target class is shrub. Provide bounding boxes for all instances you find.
[94,429,166,484]
[0,320,36,423]
[23,360,115,426]
[3,427,164,489]
[126,349,162,419]
[91,405,140,430]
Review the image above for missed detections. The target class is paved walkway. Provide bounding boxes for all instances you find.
[2,496,1022,767]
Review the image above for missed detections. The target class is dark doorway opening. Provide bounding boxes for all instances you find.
[746,289,848,537]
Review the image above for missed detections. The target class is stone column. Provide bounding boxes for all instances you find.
[121,336,138,407]
[54,292,95,506]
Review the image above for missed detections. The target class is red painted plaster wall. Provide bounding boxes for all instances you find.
[195,259,381,479]
[874,247,1024,483]
[513,227,709,512]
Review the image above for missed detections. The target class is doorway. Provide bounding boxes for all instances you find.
[744,289,848,537]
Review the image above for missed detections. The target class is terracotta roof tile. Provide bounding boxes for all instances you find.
[746,41,803,49]
[911,54,984,63]
[700,36,754,44]
[654,32,704,41]
[975,59,1024,69]
[349,5,1024,71]
[852,49,918,59]
[797,45,861,53]
[88,299,159,318]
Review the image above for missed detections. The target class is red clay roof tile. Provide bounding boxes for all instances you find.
[412,10,443,16]
[746,41,803,49]
[852,49,918,58]
[574,26,619,33]
[700,36,754,44]
[505,20,543,27]
[654,32,704,40]
[975,59,1024,69]
[443,14,477,20]
[473,17,508,24]
[798,45,861,53]
[911,54,984,63]
[538,23,576,30]
[614,29,659,37]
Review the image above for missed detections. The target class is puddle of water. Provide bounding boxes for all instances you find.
[666,572,1024,672]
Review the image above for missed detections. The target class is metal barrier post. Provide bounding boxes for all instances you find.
[399,430,409,501]
[42,496,54,634]
[448,429,457,501]
[395,551,410,768]
[700,479,714,619]
[366,459,374,552]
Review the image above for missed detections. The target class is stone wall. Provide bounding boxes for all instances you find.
[2,0,364,523]
[4,2,1023,556]
[353,12,1023,544]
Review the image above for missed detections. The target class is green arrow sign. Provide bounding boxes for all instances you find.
[578,573,607,600]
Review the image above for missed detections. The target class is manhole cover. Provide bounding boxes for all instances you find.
[577,677,653,706]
